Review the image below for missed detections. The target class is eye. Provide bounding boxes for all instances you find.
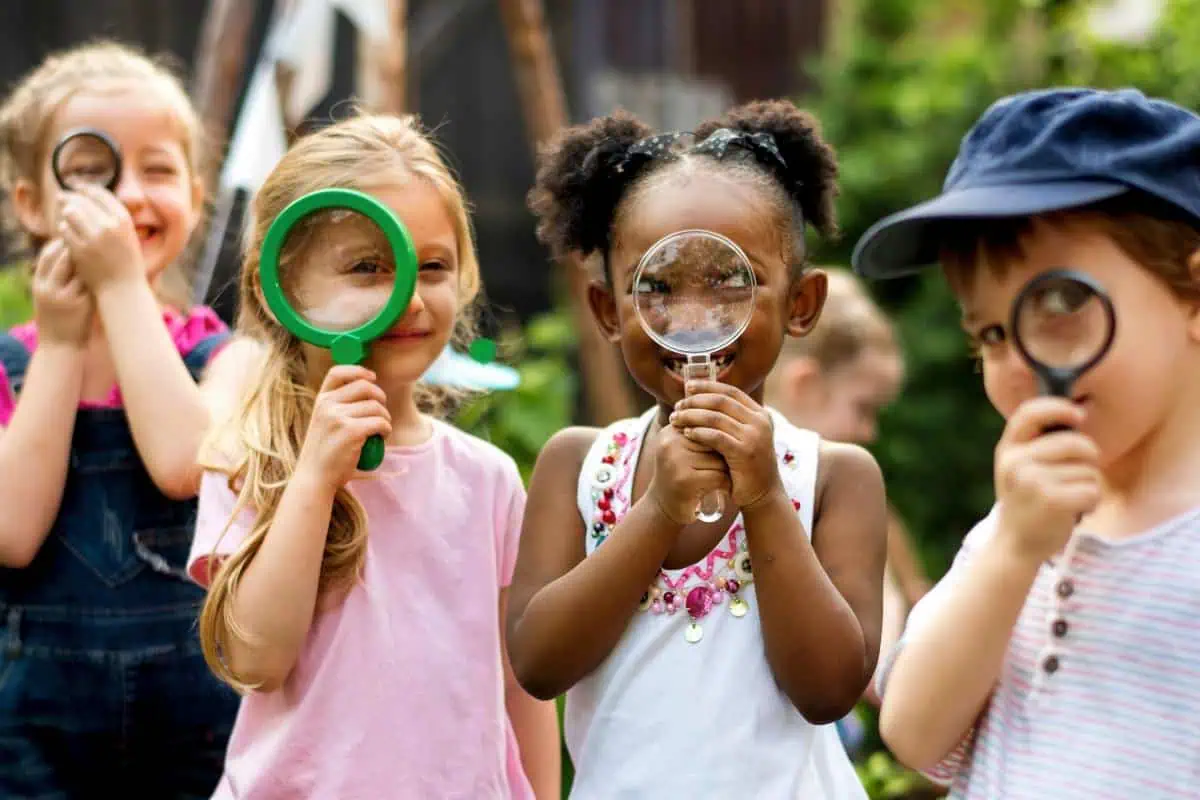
[977,325,1006,346]
[634,277,669,294]
[349,259,386,275]
[420,260,447,272]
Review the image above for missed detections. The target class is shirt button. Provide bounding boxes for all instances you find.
[1043,655,1061,674]
[1052,619,1069,638]
[1056,579,1074,599]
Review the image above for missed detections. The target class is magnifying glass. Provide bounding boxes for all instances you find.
[52,128,122,193]
[259,188,418,472]
[632,229,757,523]
[1010,269,1116,432]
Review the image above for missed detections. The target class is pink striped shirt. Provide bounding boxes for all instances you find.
[879,506,1200,799]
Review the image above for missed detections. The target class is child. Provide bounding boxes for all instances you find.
[0,41,244,796]
[766,268,929,751]
[188,112,560,799]
[508,101,888,797]
[853,87,1200,798]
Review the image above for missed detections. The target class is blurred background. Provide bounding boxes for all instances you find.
[0,0,1188,796]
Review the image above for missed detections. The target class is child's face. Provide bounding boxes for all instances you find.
[794,348,903,445]
[956,218,1200,467]
[289,178,461,393]
[594,169,825,406]
[20,84,202,285]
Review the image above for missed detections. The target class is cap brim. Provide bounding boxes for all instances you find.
[420,346,521,391]
[851,181,1129,279]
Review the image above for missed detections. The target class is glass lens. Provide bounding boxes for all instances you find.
[53,133,119,191]
[279,208,396,332]
[631,230,756,355]
[1014,275,1112,370]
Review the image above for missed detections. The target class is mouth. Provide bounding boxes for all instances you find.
[380,329,432,341]
[135,225,162,245]
[663,349,736,381]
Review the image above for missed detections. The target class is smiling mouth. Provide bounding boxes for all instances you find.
[663,351,735,379]
[381,330,431,341]
[135,225,161,244]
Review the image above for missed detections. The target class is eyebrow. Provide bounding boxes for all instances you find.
[418,242,457,262]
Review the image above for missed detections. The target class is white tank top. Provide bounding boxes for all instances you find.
[565,407,868,799]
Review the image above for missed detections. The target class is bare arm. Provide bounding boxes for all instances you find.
[500,589,562,798]
[218,470,334,691]
[505,427,685,700]
[746,441,888,724]
[879,529,1039,770]
[0,344,85,567]
[199,335,264,423]
[94,280,214,500]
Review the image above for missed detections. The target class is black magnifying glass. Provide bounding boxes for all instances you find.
[51,128,122,193]
[1009,269,1116,432]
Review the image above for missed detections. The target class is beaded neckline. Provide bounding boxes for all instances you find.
[586,411,803,643]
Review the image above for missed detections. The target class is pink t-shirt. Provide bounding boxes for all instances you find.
[0,306,228,426]
[187,419,535,800]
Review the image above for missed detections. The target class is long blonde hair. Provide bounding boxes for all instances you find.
[197,113,482,691]
[0,39,206,308]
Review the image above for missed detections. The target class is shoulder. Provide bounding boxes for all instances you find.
[533,425,603,478]
[435,421,525,486]
[817,440,884,491]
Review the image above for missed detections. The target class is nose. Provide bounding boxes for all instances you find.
[114,167,147,208]
[400,286,426,319]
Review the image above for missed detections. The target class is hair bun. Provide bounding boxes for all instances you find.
[695,100,839,239]
[528,109,653,260]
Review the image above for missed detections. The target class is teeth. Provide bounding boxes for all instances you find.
[665,353,733,376]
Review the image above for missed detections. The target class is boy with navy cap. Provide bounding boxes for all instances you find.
[856,88,1200,798]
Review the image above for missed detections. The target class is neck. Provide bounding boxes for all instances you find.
[383,380,431,446]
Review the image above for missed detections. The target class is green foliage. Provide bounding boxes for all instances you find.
[0,266,31,328]
[454,310,577,481]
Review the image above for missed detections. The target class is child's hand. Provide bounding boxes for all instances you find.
[647,422,732,525]
[670,380,782,510]
[31,239,93,347]
[56,184,145,290]
[296,365,392,490]
[994,397,1101,563]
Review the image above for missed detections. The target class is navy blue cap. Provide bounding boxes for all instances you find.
[852,88,1200,279]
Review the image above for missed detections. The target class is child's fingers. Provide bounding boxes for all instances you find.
[44,245,75,287]
[33,239,65,278]
[318,365,378,394]
[669,407,742,438]
[336,399,391,423]
[1021,430,1100,466]
[1002,397,1086,445]
[325,378,389,408]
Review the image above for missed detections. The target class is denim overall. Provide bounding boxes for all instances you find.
[0,332,239,799]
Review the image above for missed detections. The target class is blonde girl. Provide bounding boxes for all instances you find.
[0,41,245,797]
[187,112,560,799]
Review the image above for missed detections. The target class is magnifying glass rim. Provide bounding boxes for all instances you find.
[259,187,419,354]
[631,228,758,355]
[51,127,122,194]
[1009,267,1117,380]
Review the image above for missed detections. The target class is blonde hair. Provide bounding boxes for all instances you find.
[782,268,899,371]
[197,112,482,692]
[0,40,205,308]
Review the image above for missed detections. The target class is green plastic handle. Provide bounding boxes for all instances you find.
[259,188,419,473]
[358,435,386,471]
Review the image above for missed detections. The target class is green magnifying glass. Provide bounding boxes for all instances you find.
[259,188,418,471]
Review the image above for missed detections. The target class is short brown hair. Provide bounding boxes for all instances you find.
[939,194,1200,300]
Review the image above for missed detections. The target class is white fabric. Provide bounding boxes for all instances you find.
[566,407,866,798]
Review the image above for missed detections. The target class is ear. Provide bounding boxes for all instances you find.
[1188,248,1200,342]
[785,268,828,337]
[779,355,825,406]
[11,177,51,239]
[586,280,622,343]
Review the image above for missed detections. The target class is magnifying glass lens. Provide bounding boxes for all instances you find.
[633,231,756,356]
[53,133,119,191]
[1014,276,1110,372]
[281,209,396,333]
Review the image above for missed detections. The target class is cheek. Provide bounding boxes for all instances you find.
[146,184,199,228]
[981,357,1027,420]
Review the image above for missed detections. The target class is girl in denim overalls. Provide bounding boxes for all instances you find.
[0,41,243,796]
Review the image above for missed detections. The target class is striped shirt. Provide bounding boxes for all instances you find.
[879,505,1200,799]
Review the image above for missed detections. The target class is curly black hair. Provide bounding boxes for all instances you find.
[528,99,839,276]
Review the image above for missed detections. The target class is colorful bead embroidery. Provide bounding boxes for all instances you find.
[590,422,804,644]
